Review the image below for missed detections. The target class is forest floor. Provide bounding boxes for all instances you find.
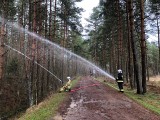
[147,76,160,94]
[51,76,160,120]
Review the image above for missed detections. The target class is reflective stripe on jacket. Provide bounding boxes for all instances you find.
[117,80,123,82]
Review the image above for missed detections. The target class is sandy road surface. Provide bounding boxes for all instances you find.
[53,76,160,120]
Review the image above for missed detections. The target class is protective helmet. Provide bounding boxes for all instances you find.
[118,69,122,73]
[67,76,71,80]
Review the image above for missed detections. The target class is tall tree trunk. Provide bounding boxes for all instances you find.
[110,30,116,76]
[18,0,24,53]
[35,0,42,105]
[116,0,122,70]
[28,0,37,106]
[157,18,160,74]
[128,0,142,94]
[126,0,134,89]
[46,0,52,92]
[49,0,52,41]
[0,10,5,88]
[116,0,121,69]
[27,0,32,107]
[53,0,57,40]
[40,0,48,99]
[140,0,146,93]
[146,54,149,81]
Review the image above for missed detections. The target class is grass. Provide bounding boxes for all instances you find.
[15,77,80,120]
[126,89,160,115]
[17,93,66,120]
[98,78,160,116]
[15,76,160,119]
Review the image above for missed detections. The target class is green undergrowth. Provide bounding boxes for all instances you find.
[17,93,67,120]
[16,77,80,120]
[98,78,160,116]
[126,89,160,115]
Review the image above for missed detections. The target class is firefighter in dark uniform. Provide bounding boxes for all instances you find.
[116,69,124,92]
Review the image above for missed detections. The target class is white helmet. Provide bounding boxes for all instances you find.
[118,69,122,73]
[67,76,71,80]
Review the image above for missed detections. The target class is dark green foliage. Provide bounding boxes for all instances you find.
[0,0,16,19]
[7,57,19,75]
[69,34,90,59]
[147,42,159,75]
[149,0,160,14]
[58,0,83,34]
[0,0,86,118]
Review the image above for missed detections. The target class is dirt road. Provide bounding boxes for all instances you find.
[53,76,160,120]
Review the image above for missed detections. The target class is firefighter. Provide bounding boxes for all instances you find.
[116,69,124,92]
[60,76,72,92]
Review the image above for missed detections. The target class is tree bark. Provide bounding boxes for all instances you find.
[128,0,142,94]
[53,0,57,40]
[0,10,5,87]
[157,18,160,74]
[140,0,147,93]
[126,1,134,89]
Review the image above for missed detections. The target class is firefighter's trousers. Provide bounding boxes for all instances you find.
[117,81,124,92]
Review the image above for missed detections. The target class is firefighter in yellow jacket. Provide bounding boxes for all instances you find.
[116,69,124,92]
[60,77,72,92]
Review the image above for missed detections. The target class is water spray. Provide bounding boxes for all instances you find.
[12,24,115,80]
[4,43,62,83]
[1,16,115,80]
